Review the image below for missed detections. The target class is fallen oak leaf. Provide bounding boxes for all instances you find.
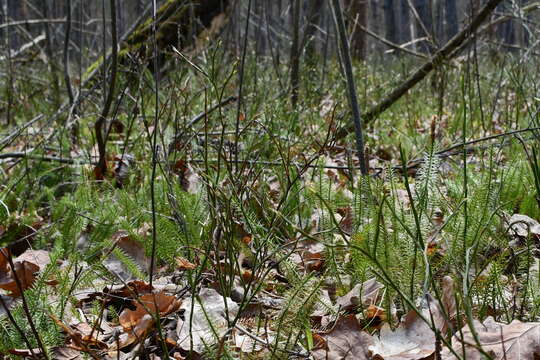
[336,278,383,312]
[115,314,154,350]
[312,314,373,360]
[50,315,108,351]
[369,296,445,360]
[14,249,50,270]
[119,292,181,331]
[0,260,39,297]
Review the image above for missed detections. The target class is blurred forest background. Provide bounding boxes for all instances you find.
[2,1,540,359]
[2,0,536,65]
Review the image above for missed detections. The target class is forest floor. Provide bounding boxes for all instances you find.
[1,50,540,359]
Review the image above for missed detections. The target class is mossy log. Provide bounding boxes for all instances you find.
[84,0,229,83]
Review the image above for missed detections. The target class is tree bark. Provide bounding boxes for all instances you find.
[412,0,433,52]
[345,0,368,59]
[399,0,411,44]
[445,0,459,41]
[383,0,398,49]
[83,0,230,83]
[303,0,325,59]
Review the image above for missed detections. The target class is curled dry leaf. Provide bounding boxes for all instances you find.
[290,239,326,273]
[364,305,387,329]
[119,292,181,331]
[505,213,540,240]
[113,292,180,350]
[109,230,151,275]
[51,314,108,351]
[116,314,154,349]
[172,159,201,193]
[337,206,354,235]
[0,260,39,297]
[312,315,373,360]
[0,248,51,297]
[175,257,197,271]
[441,317,540,360]
[336,278,383,312]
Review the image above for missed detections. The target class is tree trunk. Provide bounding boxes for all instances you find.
[84,0,230,82]
[445,0,459,41]
[383,0,398,49]
[290,0,300,107]
[345,0,368,59]
[412,0,433,53]
[399,0,411,44]
[303,0,325,59]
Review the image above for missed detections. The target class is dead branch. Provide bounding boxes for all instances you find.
[333,0,505,140]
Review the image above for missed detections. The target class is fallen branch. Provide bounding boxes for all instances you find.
[334,0,505,140]
[0,152,93,165]
[168,95,238,153]
[4,127,537,174]
[405,126,540,169]
[0,33,46,61]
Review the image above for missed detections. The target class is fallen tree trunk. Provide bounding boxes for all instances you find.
[333,0,504,141]
[84,0,229,83]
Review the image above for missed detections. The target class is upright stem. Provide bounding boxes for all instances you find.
[330,0,368,175]
[149,0,159,286]
[63,0,74,106]
[234,0,252,171]
[289,0,300,107]
[94,0,118,176]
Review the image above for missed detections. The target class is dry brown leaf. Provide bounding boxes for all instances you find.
[51,315,108,351]
[172,160,201,193]
[0,260,39,297]
[441,317,540,360]
[364,305,387,328]
[116,314,154,349]
[290,239,326,273]
[119,292,181,331]
[0,250,51,297]
[50,347,84,360]
[506,213,540,240]
[176,288,239,354]
[15,249,50,270]
[369,297,445,360]
[337,206,354,235]
[440,276,456,333]
[0,247,11,272]
[175,257,197,271]
[111,230,151,273]
[8,348,43,357]
[312,315,373,360]
[336,278,383,312]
